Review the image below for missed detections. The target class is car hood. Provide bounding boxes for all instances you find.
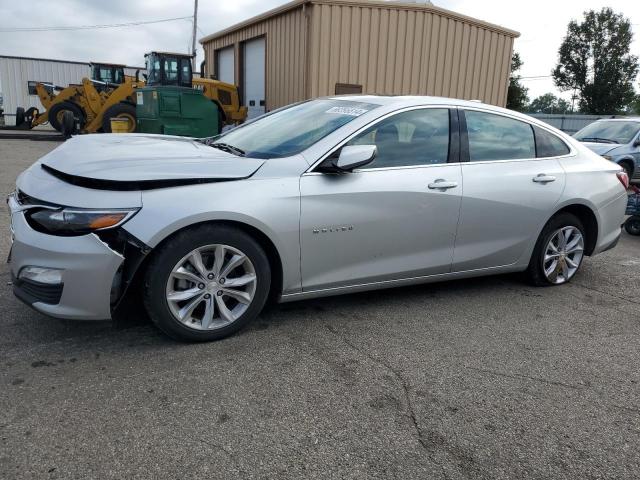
[37,134,265,190]
[580,142,619,156]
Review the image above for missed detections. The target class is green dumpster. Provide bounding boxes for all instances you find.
[136,86,219,138]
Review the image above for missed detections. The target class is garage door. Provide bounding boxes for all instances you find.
[243,37,265,120]
[217,47,234,85]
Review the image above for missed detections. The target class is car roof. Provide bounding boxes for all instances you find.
[323,94,538,122]
[592,118,640,123]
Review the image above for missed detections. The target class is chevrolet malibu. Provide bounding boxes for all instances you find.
[7,96,628,341]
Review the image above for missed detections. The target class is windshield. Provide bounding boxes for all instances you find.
[212,99,380,158]
[574,121,640,144]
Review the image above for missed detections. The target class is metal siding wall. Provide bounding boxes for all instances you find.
[202,7,308,111]
[201,2,516,109]
[308,3,514,106]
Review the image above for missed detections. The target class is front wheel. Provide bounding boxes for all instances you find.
[48,101,85,133]
[527,213,586,286]
[143,225,271,341]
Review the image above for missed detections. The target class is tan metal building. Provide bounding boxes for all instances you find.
[200,0,519,118]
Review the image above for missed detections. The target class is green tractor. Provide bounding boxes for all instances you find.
[136,52,220,138]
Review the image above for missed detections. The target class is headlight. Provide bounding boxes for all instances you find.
[602,155,613,161]
[26,208,139,236]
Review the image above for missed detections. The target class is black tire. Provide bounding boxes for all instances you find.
[526,213,586,286]
[143,224,271,342]
[102,103,136,133]
[15,107,25,127]
[60,111,76,137]
[625,216,640,236]
[48,101,85,132]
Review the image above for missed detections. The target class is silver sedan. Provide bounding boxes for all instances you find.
[7,96,628,341]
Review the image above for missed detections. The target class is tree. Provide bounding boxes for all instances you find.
[552,8,639,114]
[629,91,640,115]
[528,93,572,114]
[506,52,529,111]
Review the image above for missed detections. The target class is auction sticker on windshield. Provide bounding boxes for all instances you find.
[325,106,369,116]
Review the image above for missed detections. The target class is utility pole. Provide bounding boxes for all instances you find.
[191,0,199,71]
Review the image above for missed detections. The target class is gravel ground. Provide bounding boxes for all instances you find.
[1,138,639,480]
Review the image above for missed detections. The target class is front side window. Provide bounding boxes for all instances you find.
[213,99,380,159]
[465,110,536,161]
[574,120,640,145]
[347,108,450,168]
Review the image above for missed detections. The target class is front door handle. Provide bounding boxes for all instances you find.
[428,179,458,190]
[533,174,556,183]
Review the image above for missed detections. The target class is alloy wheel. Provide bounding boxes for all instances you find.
[542,226,584,284]
[165,244,257,330]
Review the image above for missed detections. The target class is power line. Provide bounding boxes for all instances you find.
[0,16,192,33]
[520,75,553,79]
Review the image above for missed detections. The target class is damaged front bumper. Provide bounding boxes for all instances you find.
[7,193,147,320]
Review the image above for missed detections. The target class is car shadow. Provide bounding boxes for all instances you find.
[4,271,527,353]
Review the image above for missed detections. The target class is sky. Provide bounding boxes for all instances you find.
[0,0,639,102]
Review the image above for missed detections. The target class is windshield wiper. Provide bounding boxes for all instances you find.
[207,142,246,156]
[579,137,618,144]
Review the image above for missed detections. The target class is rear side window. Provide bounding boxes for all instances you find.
[534,126,570,157]
[465,110,536,161]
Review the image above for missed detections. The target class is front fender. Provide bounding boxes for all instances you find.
[122,178,302,294]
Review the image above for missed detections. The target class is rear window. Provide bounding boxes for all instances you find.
[534,126,570,157]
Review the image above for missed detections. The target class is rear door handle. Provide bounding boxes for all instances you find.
[428,179,458,190]
[533,174,556,183]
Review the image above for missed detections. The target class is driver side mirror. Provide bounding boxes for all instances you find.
[634,138,640,148]
[318,145,377,173]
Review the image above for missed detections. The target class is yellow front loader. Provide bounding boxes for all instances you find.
[15,58,248,135]
[18,63,143,134]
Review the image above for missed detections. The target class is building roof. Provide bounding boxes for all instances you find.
[0,54,144,70]
[200,0,519,44]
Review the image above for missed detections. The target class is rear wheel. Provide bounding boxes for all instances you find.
[527,213,586,286]
[48,101,85,132]
[102,103,136,133]
[143,225,271,342]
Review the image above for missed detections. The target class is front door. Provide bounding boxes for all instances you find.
[300,108,463,292]
[452,109,567,272]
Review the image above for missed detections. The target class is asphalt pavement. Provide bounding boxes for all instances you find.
[1,138,639,479]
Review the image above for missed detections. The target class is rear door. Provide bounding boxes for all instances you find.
[452,109,568,272]
[300,107,463,292]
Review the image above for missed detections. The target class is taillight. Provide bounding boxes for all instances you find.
[617,171,630,190]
